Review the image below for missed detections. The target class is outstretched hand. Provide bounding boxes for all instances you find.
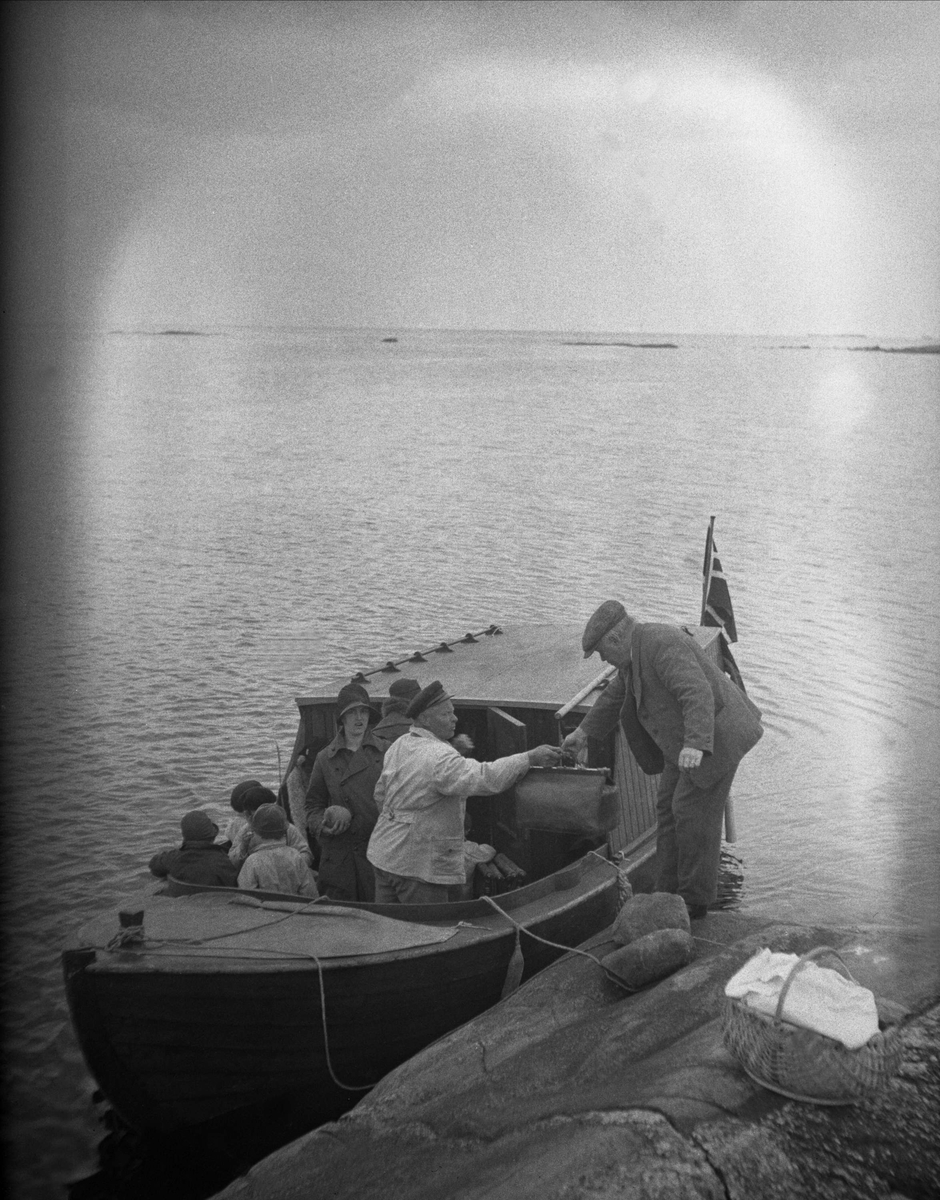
[559,724,588,763]
[560,727,588,758]
[527,744,563,768]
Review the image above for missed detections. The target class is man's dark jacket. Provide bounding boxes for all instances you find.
[579,623,763,786]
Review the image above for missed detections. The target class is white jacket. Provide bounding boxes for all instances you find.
[366,728,530,885]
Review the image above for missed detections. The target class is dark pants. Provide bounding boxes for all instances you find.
[317,841,376,902]
[654,761,736,908]
[372,867,452,905]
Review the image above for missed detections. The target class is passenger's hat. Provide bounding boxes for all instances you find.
[241,785,278,813]
[180,810,218,842]
[252,803,287,838]
[388,677,421,701]
[229,779,262,812]
[406,679,451,719]
[582,600,627,657]
[336,682,373,719]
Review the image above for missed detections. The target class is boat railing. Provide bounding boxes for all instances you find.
[162,849,615,926]
[553,664,617,722]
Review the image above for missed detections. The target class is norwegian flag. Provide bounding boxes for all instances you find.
[702,527,738,642]
[701,518,746,691]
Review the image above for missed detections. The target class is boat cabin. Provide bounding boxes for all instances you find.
[283,623,723,887]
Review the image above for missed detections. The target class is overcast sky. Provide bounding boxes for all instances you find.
[9,0,940,336]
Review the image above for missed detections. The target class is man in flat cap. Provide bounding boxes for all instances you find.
[563,601,762,919]
[372,677,422,746]
[367,681,561,904]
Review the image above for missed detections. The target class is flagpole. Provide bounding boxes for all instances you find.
[701,514,715,624]
[700,515,736,845]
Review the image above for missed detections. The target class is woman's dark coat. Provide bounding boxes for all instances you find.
[304,730,386,901]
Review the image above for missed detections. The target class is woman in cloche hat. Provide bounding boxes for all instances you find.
[303,682,385,901]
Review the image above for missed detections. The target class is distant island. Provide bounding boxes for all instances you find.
[847,343,940,354]
[381,336,398,343]
[109,329,214,336]
[770,342,940,354]
[563,341,678,349]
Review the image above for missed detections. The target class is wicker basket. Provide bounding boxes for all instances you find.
[722,946,903,1104]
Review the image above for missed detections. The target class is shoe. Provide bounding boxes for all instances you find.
[686,904,708,921]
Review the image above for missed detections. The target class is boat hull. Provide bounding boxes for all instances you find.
[62,853,626,1134]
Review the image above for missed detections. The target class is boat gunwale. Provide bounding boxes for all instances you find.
[294,696,597,712]
[74,850,620,974]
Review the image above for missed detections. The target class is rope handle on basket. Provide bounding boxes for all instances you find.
[775,945,857,1023]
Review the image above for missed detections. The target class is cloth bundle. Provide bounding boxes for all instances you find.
[724,948,879,1049]
[463,840,496,884]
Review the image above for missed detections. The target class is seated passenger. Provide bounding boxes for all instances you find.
[149,811,240,888]
[221,778,263,848]
[374,678,474,756]
[237,805,319,897]
[304,683,385,902]
[229,785,312,868]
[373,678,421,745]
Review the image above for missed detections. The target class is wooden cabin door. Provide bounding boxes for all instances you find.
[487,706,527,758]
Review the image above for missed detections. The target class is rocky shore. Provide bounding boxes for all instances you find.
[209,912,940,1200]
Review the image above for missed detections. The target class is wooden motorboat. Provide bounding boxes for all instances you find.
[63,622,723,1139]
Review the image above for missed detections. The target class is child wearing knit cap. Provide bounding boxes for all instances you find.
[237,805,319,897]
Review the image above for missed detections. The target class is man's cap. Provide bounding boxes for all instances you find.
[252,803,287,838]
[180,810,218,842]
[336,682,374,720]
[229,779,263,812]
[388,677,421,701]
[406,680,451,719]
[582,600,627,657]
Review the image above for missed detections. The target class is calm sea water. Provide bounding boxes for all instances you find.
[4,326,940,1198]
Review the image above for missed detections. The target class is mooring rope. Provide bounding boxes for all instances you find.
[103,897,324,953]
[478,894,639,993]
[306,948,377,1093]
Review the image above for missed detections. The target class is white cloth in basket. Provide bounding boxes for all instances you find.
[725,948,879,1049]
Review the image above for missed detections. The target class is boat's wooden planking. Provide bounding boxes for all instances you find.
[63,853,621,1131]
[65,933,517,1129]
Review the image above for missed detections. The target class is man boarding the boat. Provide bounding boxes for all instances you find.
[563,601,762,920]
[367,681,561,903]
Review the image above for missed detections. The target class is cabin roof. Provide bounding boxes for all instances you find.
[296,623,720,712]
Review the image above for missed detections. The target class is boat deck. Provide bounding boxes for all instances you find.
[68,851,625,974]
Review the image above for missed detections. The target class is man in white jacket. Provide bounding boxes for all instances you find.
[367,681,560,904]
